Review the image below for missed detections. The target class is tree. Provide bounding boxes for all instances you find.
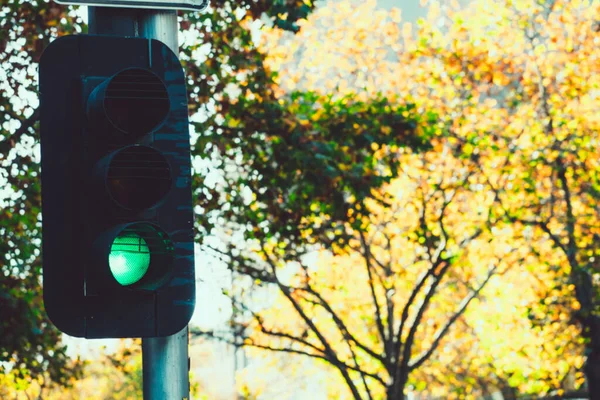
[182,1,435,252]
[0,0,326,389]
[1,0,429,391]
[193,0,593,398]
[0,0,85,387]
[0,339,205,399]
[398,0,599,395]
[202,144,525,399]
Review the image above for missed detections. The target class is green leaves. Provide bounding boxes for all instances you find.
[195,89,434,257]
[0,0,84,388]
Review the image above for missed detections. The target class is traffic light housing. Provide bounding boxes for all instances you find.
[39,35,195,338]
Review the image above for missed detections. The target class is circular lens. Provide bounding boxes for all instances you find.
[109,232,150,286]
[104,68,170,135]
[107,223,175,290]
[106,146,172,210]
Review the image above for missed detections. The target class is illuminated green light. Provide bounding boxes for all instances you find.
[109,233,150,286]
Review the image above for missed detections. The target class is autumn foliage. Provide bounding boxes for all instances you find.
[1,0,599,398]
[195,0,600,398]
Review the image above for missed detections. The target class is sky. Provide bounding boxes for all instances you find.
[379,0,429,16]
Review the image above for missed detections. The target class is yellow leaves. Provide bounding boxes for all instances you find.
[466,255,581,391]
[390,8,403,23]
[381,125,392,135]
[259,0,408,97]
[298,119,310,127]
[240,0,600,396]
[492,70,510,86]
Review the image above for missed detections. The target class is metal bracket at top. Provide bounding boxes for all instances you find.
[54,0,209,12]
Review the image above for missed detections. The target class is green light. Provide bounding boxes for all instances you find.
[109,233,150,286]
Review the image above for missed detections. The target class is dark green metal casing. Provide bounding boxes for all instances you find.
[39,35,195,338]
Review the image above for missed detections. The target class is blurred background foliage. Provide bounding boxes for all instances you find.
[0,0,599,398]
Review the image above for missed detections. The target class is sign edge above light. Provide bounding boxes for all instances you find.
[54,0,209,12]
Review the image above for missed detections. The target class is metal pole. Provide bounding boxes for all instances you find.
[88,7,190,400]
[141,326,190,399]
[138,10,178,54]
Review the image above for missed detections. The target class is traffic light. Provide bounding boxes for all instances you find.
[38,35,195,338]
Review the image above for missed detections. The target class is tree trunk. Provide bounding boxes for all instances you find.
[386,386,405,400]
[386,374,407,400]
[584,316,600,400]
[498,383,518,400]
[571,265,600,400]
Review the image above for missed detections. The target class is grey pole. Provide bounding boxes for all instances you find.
[141,326,190,399]
[88,7,190,400]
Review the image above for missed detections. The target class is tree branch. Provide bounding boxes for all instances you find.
[359,230,388,350]
[297,287,386,365]
[409,265,498,371]
[243,341,385,387]
[0,107,39,156]
[399,259,452,379]
[258,237,365,399]
[394,192,448,363]
[349,342,375,400]
[555,158,577,265]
